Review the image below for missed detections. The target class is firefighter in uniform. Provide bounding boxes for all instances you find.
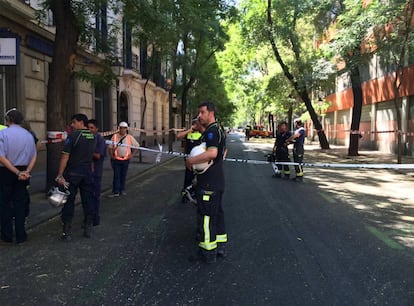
[177,117,203,203]
[286,120,305,181]
[55,113,96,241]
[186,101,227,264]
[272,121,291,179]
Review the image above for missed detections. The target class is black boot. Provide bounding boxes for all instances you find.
[83,215,93,238]
[61,222,72,242]
[217,243,227,258]
[201,249,217,264]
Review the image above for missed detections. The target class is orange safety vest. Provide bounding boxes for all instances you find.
[112,133,132,160]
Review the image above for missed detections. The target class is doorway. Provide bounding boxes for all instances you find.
[118,91,128,124]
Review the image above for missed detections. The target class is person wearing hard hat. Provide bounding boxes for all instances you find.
[107,122,139,197]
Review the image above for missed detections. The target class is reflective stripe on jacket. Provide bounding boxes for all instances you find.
[113,133,132,160]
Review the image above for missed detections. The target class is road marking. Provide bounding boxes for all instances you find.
[366,225,404,250]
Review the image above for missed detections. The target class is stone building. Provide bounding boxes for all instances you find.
[0,0,178,158]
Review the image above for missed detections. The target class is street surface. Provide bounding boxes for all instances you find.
[1,133,414,305]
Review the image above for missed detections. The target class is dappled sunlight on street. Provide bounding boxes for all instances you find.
[306,166,414,249]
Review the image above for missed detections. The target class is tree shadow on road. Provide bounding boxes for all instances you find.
[305,167,414,250]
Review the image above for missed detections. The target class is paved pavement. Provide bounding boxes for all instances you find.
[2,133,414,304]
[248,137,414,176]
[26,140,184,229]
[26,136,414,229]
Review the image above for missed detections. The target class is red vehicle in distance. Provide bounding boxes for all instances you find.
[249,125,272,138]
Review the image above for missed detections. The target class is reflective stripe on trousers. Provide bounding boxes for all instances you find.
[199,215,217,251]
[216,234,227,243]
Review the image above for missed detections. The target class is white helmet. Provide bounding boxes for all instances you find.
[48,187,70,208]
[190,142,213,174]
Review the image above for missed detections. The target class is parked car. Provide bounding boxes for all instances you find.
[249,125,271,138]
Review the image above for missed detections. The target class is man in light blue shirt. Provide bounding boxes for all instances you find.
[0,109,37,243]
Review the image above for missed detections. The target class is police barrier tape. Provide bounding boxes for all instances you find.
[40,126,414,144]
[316,129,414,136]
[105,140,414,170]
[40,127,186,144]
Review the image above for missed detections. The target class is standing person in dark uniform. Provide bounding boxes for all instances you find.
[286,120,306,181]
[88,119,106,226]
[245,125,251,141]
[0,109,37,244]
[55,113,96,241]
[186,101,227,264]
[272,121,291,179]
[20,120,40,219]
[177,116,202,203]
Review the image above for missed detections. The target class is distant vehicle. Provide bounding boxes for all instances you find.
[249,125,272,138]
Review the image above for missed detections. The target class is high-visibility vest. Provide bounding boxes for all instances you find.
[112,133,132,160]
[187,131,202,141]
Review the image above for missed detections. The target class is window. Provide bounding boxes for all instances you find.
[123,21,132,69]
[95,3,108,53]
[0,66,17,117]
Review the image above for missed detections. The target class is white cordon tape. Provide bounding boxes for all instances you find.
[105,140,414,170]
[40,128,187,144]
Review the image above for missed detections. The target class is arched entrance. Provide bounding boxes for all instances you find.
[118,91,128,124]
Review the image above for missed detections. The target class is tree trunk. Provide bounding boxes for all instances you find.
[348,65,363,156]
[181,85,188,127]
[168,46,179,151]
[300,90,330,149]
[287,104,293,131]
[394,92,403,164]
[46,0,79,190]
[266,0,329,149]
[140,46,157,154]
[139,78,149,158]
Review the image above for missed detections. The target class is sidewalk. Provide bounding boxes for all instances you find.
[26,141,184,229]
[248,137,414,176]
[26,137,414,229]
[305,141,414,177]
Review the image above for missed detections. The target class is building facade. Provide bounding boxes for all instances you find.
[323,52,414,155]
[0,0,177,154]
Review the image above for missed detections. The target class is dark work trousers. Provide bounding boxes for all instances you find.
[61,166,95,224]
[183,163,195,189]
[92,173,103,226]
[293,147,304,177]
[275,147,290,174]
[111,159,130,194]
[195,188,226,253]
[0,166,29,243]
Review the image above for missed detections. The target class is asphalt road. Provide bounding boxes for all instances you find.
[1,133,414,305]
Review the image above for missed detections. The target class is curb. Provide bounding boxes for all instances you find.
[26,156,179,230]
